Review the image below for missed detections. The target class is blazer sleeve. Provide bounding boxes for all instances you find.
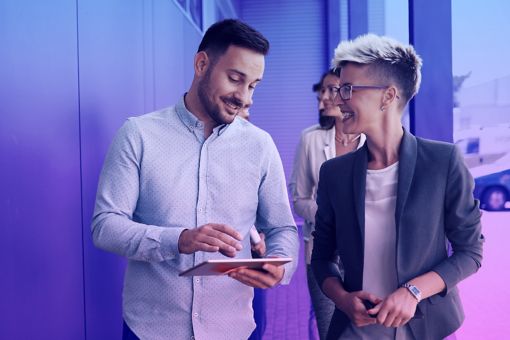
[289,132,318,224]
[432,146,484,294]
[311,162,343,288]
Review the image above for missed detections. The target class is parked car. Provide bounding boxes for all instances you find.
[470,153,510,211]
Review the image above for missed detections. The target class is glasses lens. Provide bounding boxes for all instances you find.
[326,86,338,100]
[340,85,351,100]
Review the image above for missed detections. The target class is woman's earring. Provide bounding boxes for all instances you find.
[380,106,386,112]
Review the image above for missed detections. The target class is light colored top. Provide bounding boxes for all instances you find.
[312,129,484,339]
[289,125,365,263]
[342,162,412,339]
[364,162,399,299]
[92,97,299,340]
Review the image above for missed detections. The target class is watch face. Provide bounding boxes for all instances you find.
[402,283,422,301]
[409,286,420,296]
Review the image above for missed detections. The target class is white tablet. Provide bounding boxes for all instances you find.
[179,257,292,277]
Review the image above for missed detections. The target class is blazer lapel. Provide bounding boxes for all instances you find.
[353,145,368,247]
[395,129,417,229]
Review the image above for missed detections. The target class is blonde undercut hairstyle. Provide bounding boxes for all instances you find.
[332,34,422,105]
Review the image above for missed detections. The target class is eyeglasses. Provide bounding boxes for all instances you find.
[330,84,388,101]
[316,85,339,100]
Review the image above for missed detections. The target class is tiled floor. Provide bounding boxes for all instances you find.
[264,229,313,339]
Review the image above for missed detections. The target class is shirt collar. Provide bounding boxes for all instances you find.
[214,123,230,136]
[176,94,231,136]
[176,95,201,132]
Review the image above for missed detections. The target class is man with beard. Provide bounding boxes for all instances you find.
[91,19,299,340]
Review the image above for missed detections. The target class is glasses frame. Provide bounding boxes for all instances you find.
[330,84,388,101]
[317,85,340,101]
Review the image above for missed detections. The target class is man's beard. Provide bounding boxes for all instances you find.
[197,67,242,124]
[197,69,222,124]
[197,68,241,125]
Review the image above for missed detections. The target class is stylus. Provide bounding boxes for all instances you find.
[250,226,261,244]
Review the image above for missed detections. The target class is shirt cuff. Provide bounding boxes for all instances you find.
[280,261,294,284]
[159,227,187,260]
[265,253,296,285]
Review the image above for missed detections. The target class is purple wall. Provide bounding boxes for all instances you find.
[0,0,200,338]
[78,1,201,338]
[78,1,146,338]
[409,0,454,142]
[3,1,486,339]
[240,0,328,181]
[0,1,326,336]
[0,1,84,338]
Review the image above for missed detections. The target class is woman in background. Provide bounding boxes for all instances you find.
[289,69,365,339]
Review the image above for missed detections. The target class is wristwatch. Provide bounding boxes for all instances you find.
[401,283,422,303]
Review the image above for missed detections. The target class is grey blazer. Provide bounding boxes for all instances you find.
[311,129,484,340]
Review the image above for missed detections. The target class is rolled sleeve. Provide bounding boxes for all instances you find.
[432,146,484,294]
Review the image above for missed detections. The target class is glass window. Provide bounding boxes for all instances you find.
[452,0,510,189]
[189,0,203,30]
[366,0,409,129]
[452,1,510,339]
[175,0,187,9]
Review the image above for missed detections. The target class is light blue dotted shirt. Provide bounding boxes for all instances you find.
[92,96,299,340]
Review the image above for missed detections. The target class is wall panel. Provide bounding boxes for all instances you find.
[240,0,328,180]
[238,2,327,338]
[0,1,84,339]
[78,1,202,338]
[153,0,202,108]
[78,1,147,338]
[409,0,453,141]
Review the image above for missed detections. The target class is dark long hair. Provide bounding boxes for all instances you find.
[315,69,339,130]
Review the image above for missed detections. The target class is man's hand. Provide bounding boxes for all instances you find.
[370,287,418,328]
[178,223,243,257]
[334,290,382,327]
[228,261,284,288]
[251,233,266,257]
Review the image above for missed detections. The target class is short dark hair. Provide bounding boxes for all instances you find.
[198,19,270,59]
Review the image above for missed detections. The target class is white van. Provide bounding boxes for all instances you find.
[455,125,510,168]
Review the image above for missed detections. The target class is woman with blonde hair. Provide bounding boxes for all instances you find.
[312,34,483,339]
